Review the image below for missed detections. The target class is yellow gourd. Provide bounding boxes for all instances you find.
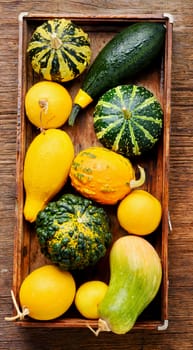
[23,129,74,222]
[75,280,108,319]
[117,189,162,235]
[69,146,145,205]
[25,81,72,129]
[5,265,76,321]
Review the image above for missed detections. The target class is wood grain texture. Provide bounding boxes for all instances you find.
[0,0,193,349]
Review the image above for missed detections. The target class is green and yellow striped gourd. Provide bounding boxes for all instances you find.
[93,84,163,157]
[27,19,91,82]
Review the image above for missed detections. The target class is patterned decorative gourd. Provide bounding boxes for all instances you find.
[69,146,145,205]
[36,193,112,270]
[27,19,91,82]
[93,84,163,157]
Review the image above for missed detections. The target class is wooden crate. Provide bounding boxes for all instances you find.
[13,12,173,331]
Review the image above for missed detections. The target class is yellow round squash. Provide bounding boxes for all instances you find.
[25,81,72,129]
[19,265,76,321]
[117,189,162,235]
[69,146,145,205]
[75,280,108,319]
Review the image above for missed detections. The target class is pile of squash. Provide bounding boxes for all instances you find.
[16,18,167,334]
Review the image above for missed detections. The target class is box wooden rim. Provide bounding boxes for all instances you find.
[13,12,173,331]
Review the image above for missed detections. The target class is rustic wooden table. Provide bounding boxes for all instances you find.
[0,1,192,349]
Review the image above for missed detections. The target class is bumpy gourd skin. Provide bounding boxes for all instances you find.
[36,194,112,270]
[69,146,137,205]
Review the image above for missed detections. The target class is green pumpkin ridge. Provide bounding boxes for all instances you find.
[126,84,138,110]
[112,124,125,152]
[96,119,122,140]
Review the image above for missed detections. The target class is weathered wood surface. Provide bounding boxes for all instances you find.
[0,0,193,349]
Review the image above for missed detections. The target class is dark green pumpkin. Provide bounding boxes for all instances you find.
[36,193,112,270]
[93,84,163,157]
[27,19,91,82]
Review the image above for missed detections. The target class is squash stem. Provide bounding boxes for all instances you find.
[5,290,29,322]
[122,107,132,120]
[130,165,146,189]
[50,33,62,49]
[87,319,111,336]
[68,104,81,126]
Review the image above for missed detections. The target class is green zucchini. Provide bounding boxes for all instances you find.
[93,84,163,157]
[68,22,165,126]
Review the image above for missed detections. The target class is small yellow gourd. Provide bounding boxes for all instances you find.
[117,189,162,235]
[69,146,145,205]
[23,129,74,222]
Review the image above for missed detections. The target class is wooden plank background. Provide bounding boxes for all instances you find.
[0,0,193,349]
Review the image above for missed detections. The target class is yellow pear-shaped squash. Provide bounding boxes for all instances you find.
[23,129,74,222]
[70,146,145,205]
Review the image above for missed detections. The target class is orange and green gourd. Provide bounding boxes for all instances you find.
[70,146,145,205]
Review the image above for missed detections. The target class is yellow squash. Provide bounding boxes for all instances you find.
[23,129,74,222]
[6,265,76,321]
[25,81,72,129]
[117,189,162,235]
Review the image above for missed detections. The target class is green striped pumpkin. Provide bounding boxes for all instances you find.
[27,19,91,82]
[93,84,163,157]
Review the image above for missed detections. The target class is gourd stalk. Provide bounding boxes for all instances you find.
[68,104,81,126]
[130,165,146,189]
